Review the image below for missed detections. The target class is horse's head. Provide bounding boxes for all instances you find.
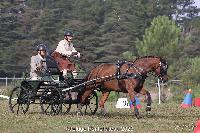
[153,58,169,83]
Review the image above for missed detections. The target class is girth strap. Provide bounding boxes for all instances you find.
[116,60,127,79]
[116,60,143,80]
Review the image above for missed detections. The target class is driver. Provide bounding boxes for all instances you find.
[30,44,47,80]
[51,30,80,80]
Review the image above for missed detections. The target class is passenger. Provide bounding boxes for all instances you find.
[51,30,80,79]
[30,44,47,80]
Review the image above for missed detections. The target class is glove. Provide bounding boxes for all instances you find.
[71,52,78,56]
[72,52,81,58]
[77,52,81,58]
[36,64,44,71]
[36,60,45,71]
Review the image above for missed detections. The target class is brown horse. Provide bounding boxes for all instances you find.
[79,56,168,118]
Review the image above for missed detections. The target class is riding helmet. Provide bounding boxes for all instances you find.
[64,30,74,37]
[36,44,47,51]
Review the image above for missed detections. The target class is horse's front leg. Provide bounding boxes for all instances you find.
[126,82,140,119]
[140,88,152,112]
[129,93,140,119]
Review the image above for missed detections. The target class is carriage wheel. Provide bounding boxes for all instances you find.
[61,91,72,114]
[9,86,30,114]
[40,87,62,115]
[81,91,98,115]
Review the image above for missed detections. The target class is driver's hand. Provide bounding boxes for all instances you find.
[36,64,44,71]
[77,52,81,58]
[71,52,78,56]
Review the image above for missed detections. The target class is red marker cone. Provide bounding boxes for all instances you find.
[130,96,141,109]
[181,89,192,108]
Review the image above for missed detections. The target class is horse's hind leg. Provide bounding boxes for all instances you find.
[140,88,152,112]
[80,89,93,104]
[77,87,94,115]
[99,90,110,116]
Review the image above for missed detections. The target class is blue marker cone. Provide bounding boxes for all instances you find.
[130,96,141,109]
[181,89,192,108]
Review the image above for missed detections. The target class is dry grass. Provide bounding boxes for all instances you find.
[0,100,200,133]
[0,86,7,94]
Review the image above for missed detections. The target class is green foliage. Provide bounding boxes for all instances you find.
[181,17,200,57]
[180,57,200,84]
[169,57,200,99]
[122,51,134,60]
[136,16,181,58]
[107,92,120,102]
[175,0,200,23]
[0,0,200,80]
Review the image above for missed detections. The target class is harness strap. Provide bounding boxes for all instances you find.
[116,60,127,79]
[115,61,146,80]
[116,60,127,90]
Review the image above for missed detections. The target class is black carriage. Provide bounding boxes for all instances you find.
[8,56,98,115]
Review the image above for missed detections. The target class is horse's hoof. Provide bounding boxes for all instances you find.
[76,111,83,116]
[134,110,141,119]
[100,111,107,116]
[100,109,107,116]
[101,113,106,116]
[146,107,151,112]
[135,114,142,119]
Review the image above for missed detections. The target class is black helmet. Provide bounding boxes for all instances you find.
[36,44,47,51]
[64,30,73,37]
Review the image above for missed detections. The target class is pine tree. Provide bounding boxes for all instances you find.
[136,16,181,59]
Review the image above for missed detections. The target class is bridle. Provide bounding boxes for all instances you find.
[148,58,168,81]
[158,61,168,77]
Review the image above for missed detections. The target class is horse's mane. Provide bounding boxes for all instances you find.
[133,56,166,64]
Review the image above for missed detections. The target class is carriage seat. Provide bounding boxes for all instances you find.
[45,55,61,75]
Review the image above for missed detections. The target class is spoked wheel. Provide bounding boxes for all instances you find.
[40,87,62,115]
[81,91,98,115]
[61,91,72,114]
[9,86,30,114]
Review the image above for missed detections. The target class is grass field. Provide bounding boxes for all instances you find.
[0,100,200,133]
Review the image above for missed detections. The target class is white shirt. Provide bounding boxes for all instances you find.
[55,39,77,57]
[30,54,47,80]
